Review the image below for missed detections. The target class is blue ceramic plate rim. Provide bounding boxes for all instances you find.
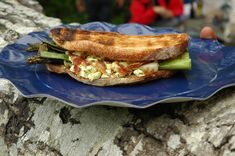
[1,22,235,108]
[2,79,235,108]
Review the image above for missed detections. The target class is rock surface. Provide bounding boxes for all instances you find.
[1,1,235,156]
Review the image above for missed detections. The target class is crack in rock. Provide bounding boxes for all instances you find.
[18,140,63,156]
[59,107,81,125]
[4,98,34,146]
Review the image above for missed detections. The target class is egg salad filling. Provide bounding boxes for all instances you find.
[34,48,191,82]
[67,52,159,81]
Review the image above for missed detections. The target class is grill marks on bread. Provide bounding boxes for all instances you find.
[49,28,188,61]
[50,28,76,43]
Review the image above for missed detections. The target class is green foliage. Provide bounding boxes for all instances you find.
[37,0,87,23]
[37,0,129,24]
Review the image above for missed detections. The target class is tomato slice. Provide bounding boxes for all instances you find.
[128,62,144,69]
[74,65,81,73]
[96,61,106,74]
[71,56,83,65]
[117,63,132,76]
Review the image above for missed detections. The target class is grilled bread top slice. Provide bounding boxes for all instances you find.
[49,28,189,62]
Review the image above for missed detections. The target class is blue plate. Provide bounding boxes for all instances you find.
[0,22,235,108]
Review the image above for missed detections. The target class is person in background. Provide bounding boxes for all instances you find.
[200,26,217,40]
[76,0,125,22]
[202,0,234,43]
[129,0,183,26]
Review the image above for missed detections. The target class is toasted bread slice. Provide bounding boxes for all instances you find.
[46,64,174,86]
[49,28,189,62]
[67,70,174,86]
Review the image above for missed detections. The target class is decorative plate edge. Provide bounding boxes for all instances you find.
[1,78,235,109]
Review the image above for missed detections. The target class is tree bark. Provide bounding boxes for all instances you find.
[0,1,235,156]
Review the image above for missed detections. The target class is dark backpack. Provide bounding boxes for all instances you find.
[155,0,171,6]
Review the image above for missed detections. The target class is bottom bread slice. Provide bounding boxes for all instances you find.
[67,70,174,86]
[47,64,174,86]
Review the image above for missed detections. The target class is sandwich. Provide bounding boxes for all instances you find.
[27,27,191,86]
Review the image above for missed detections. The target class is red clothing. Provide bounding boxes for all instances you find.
[129,0,183,25]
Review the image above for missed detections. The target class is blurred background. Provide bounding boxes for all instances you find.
[37,0,130,24]
[37,0,234,44]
